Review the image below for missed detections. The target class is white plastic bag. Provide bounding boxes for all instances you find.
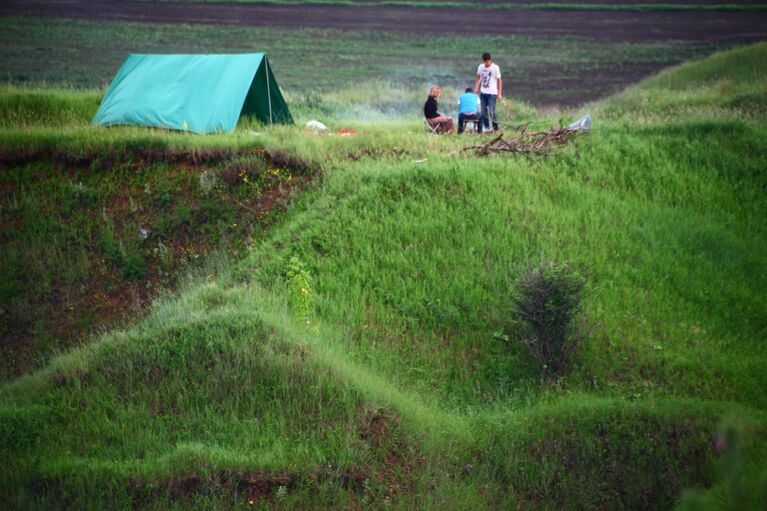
[305,120,327,132]
[568,114,592,132]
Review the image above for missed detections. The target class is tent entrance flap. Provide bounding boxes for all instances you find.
[240,57,293,126]
[92,53,293,133]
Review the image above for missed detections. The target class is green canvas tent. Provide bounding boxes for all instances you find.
[92,53,292,133]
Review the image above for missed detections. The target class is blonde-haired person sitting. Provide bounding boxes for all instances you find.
[424,86,455,134]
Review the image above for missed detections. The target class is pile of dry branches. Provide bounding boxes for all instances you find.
[462,124,578,157]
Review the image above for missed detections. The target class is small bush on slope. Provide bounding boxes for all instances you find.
[510,261,587,379]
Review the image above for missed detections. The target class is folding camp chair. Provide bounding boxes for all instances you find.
[424,118,439,135]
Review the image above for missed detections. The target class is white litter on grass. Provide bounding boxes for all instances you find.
[249,130,261,136]
[568,114,592,132]
[138,226,151,240]
[305,120,328,132]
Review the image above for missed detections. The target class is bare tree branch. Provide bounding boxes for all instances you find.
[463,127,578,157]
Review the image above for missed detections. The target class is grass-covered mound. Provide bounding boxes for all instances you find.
[1,43,766,509]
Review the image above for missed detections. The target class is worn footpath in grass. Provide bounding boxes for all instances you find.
[1,43,766,509]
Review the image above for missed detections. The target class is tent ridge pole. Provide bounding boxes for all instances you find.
[265,56,273,125]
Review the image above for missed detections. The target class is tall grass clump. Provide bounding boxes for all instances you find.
[0,86,100,128]
[286,255,313,322]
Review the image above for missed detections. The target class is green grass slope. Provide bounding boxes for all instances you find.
[2,43,767,509]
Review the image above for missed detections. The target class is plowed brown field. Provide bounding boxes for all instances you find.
[3,0,767,43]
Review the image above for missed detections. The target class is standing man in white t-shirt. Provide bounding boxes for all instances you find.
[474,52,503,132]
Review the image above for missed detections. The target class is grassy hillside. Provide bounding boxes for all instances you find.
[1,43,766,509]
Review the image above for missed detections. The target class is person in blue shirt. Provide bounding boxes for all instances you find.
[457,88,482,134]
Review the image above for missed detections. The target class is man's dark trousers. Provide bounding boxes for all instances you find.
[458,112,482,134]
[480,93,498,131]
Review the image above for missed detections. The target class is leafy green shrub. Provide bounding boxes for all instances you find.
[510,261,587,379]
[0,255,25,306]
[199,199,235,226]
[0,406,45,453]
[176,203,193,226]
[198,169,218,195]
[286,255,313,322]
[70,181,99,207]
[297,92,334,116]
[122,248,147,280]
[153,181,175,207]
[101,225,146,280]
[98,228,122,266]
[154,240,174,274]
[220,156,264,189]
